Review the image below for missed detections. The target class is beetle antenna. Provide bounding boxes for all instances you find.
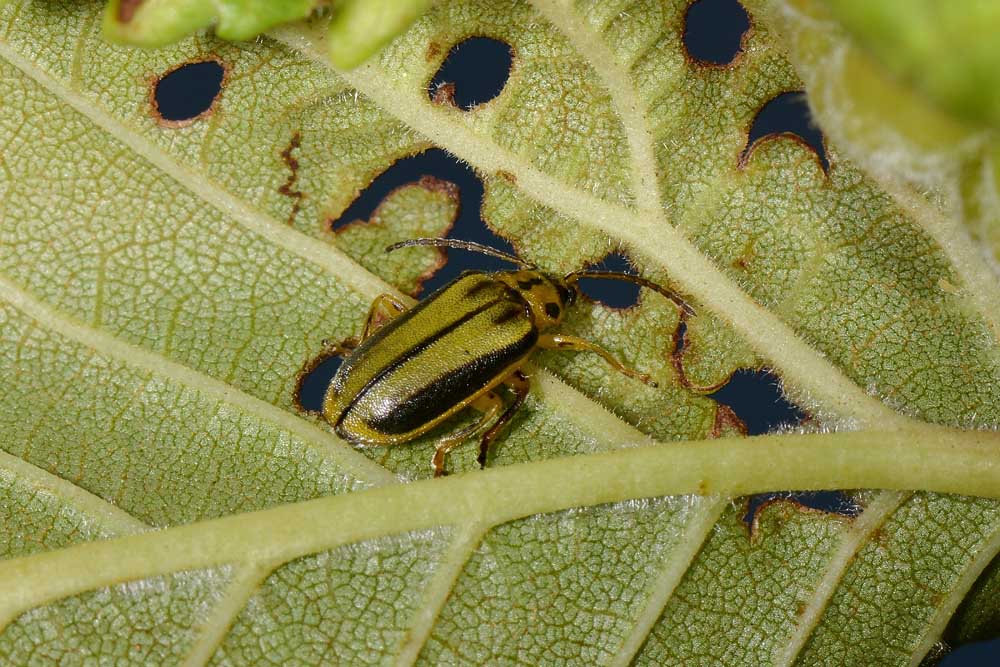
[386,238,533,268]
[564,270,695,316]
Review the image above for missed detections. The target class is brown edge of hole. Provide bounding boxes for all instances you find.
[574,249,650,313]
[670,312,733,394]
[739,131,830,176]
[424,34,517,111]
[278,131,305,225]
[682,0,754,70]
[149,56,230,129]
[746,495,850,542]
[293,348,341,416]
[330,175,460,296]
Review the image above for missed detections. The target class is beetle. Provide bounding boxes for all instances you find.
[322,238,693,477]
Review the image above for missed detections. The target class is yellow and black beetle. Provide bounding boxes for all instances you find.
[322,238,693,477]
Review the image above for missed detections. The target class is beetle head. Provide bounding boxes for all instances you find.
[497,270,574,329]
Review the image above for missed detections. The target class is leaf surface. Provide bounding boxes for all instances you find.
[0,1,998,665]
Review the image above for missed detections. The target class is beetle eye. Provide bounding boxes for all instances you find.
[544,302,560,319]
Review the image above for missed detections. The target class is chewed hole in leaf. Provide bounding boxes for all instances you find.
[575,252,641,309]
[331,148,519,295]
[683,0,751,66]
[151,59,226,126]
[743,492,862,532]
[295,353,344,414]
[708,368,806,435]
[742,92,830,172]
[428,37,514,109]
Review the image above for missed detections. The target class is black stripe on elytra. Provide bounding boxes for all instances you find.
[463,277,497,298]
[493,303,526,325]
[337,297,504,429]
[365,325,539,435]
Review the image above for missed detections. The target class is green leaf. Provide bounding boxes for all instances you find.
[757,0,1000,296]
[0,1,998,665]
[820,0,1000,130]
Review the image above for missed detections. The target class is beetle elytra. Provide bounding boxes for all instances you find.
[322,238,693,477]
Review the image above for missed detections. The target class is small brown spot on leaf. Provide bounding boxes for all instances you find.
[118,0,143,22]
[278,132,305,225]
[431,82,457,107]
[496,169,517,185]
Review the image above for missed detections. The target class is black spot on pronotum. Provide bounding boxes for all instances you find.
[575,252,641,309]
[743,92,830,172]
[152,59,225,126]
[684,0,751,66]
[296,354,344,413]
[544,303,560,319]
[428,37,514,109]
[516,277,543,290]
[329,148,520,295]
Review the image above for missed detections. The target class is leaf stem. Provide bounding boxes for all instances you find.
[1,427,996,624]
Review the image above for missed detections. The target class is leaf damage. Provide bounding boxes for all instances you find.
[278,131,305,225]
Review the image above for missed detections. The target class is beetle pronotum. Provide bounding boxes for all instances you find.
[322,239,693,477]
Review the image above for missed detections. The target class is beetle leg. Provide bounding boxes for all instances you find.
[322,294,406,356]
[359,294,408,342]
[321,338,357,356]
[432,391,504,478]
[478,369,530,469]
[537,334,658,388]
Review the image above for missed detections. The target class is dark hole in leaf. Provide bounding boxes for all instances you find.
[296,354,344,413]
[744,91,830,171]
[937,639,1000,666]
[575,252,641,309]
[673,320,689,355]
[683,0,751,66]
[329,148,519,295]
[710,370,856,526]
[709,368,805,435]
[153,60,225,123]
[428,37,514,109]
[743,491,861,527]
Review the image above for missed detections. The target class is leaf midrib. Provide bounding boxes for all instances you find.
[1,427,997,629]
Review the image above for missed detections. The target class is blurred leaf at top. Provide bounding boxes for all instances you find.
[102,0,435,68]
